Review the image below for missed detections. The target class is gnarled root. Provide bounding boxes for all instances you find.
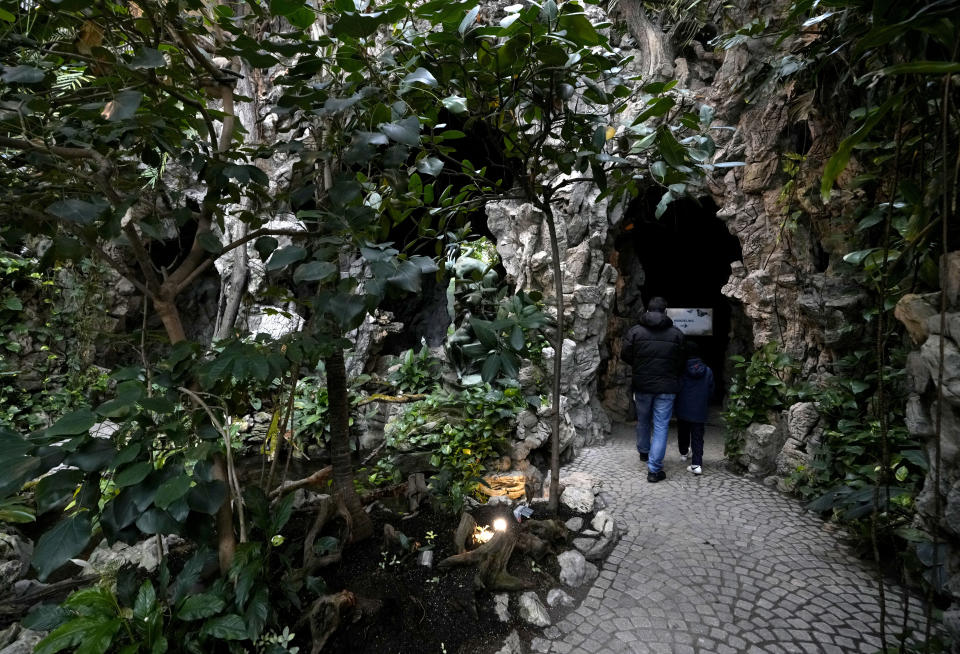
[297,590,356,654]
[439,529,532,591]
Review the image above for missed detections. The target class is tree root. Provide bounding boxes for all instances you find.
[269,465,333,500]
[296,590,356,654]
[438,514,569,591]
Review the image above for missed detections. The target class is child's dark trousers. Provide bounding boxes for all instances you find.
[677,419,705,466]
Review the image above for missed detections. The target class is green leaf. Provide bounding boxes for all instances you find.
[293,261,337,284]
[32,513,92,581]
[102,90,143,121]
[2,65,45,84]
[0,9,15,22]
[187,480,227,514]
[509,325,525,351]
[129,47,166,69]
[46,409,96,437]
[557,11,602,46]
[5,296,23,310]
[67,439,116,472]
[266,246,307,271]
[154,474,192,509]
[133,580,157,622]
[135,507,180,535]
[200,614,249,640]
[401,67,438,89]
[254,237,279,261]
[245,588,269,640]
[416,157,444,177]
[45,200,102,225]
[36,469,83,514]
[196,232,223,254]
[35,617,122,654]
[900,449,928,471]
[821,95,898,201]
[379,116,420,146]
[177,593,226,621]
[441,95,468,114]
[114,461,153,487]
[469,318,498,349]
[459,6,479,35]
[270,492,296,535]
[879,61,960,76]
[481,354,501,382]
[270,0,304,15]
[655,191,674,218]
[22,604,72,631]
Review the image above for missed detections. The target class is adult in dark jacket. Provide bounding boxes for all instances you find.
[620,297,685,482]
[675,341,714,475]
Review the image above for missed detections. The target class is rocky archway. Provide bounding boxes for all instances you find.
[600,195,744,418]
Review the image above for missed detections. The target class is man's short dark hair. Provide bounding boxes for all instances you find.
[647,296,667,312]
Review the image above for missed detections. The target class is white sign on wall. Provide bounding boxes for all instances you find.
[666,308,713,335]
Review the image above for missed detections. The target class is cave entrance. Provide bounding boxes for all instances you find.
[603,194,743,415]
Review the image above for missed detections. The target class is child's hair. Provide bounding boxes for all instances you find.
[686,341,700,358]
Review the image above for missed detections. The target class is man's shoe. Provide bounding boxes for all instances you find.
[679,452,688,461]
[687,465,702,475]
[647,470,666,483]
[638,451,649,462]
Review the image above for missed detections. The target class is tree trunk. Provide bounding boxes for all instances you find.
[214,221,249,342]
[154,295,187,344]
[155,291,237,572]
[324,348,374,542]
[609,1,672,80]
[541,199,564,514]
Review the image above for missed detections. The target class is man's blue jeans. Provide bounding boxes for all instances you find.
[634,392,676,474]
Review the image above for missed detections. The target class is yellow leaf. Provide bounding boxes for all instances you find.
[605,126,616,140]
[462,448,471,455]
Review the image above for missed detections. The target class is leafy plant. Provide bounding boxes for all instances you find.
[374,385,525,513]
[390,344,441,394]
[722,342,799,460]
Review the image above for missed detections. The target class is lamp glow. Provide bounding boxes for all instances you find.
[493,518,508,532]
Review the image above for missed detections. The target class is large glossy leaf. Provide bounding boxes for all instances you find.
[101,90,143,121]
[66,438,116,473]
[200,614,249,640]
[45,200,102,225]
[379,116,420,146]
[293,261,337,284]
[2,64,45,84]
[154,474,192,509]
[187,480,227,514]
[0,456,41,497]
[177,593,227,621]
[401,67,438,90]
[32,513,92,581]
[879,61,960,76]
[266,246,307,271]
[135,507,180,535]
[821,95,898,201]
[557,11,602,46]
[35,616,122,654]
[36,469,83,514]
[128,47,166,69]
[459,6,479,35]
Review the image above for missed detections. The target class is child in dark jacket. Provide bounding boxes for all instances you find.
[675,342,714,475]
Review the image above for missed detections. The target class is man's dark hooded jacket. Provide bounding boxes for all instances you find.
[621,309,685,394]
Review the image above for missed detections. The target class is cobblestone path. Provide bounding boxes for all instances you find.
[541,418,930,654]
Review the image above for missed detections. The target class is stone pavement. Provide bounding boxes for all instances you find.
[541,417,931,654]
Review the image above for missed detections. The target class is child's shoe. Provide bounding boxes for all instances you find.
[687,464,702,475]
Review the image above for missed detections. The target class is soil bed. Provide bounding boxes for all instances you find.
[322,501,580,654]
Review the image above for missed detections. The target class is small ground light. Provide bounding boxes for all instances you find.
[493,518,507,532]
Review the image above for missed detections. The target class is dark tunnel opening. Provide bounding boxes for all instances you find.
[607,194,743,406]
